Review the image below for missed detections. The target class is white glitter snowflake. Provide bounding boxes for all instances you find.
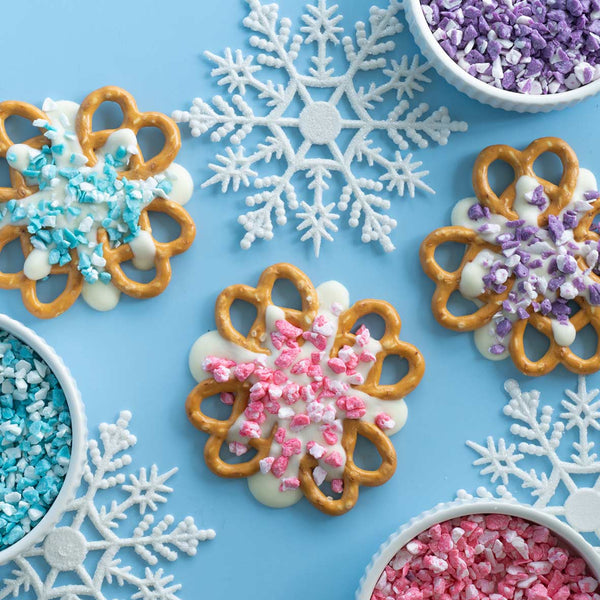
[463,377,600,550]
[0,411,215,600]
[173,0,467,256]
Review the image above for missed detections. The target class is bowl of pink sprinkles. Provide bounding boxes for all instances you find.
[404,0,600,112]
[356,499,600,600]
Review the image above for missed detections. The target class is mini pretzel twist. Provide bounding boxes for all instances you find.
[186,263,425,515]
[77,86,181,180]
[0,87,195,318]
[421,137,600,376]
[214,263,319,354]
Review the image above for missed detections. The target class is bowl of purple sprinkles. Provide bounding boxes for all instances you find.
[404,0,600,113]
[0,313,86,565]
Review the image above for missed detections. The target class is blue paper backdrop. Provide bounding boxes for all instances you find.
[0,1,599,598]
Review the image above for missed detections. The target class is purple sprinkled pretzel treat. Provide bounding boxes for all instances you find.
[421,0,600,94]
[451,169,600,355]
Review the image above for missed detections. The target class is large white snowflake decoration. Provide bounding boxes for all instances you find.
[173,0,467,256]
[463,377,600,550]
[0,411,215,600]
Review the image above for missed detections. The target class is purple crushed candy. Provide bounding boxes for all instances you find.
[421,0,600,95]
[589,283,600,305]
[556,254,577,274]
[489,344,506,355]
[562,210,579,229]
[529,186,548,208]
[496,318,513,337]
[470,203,491,220]
[552,299,572,317]
[548,275,566,292]
[514,263,529,278]
[506,219,526,229]
[540,298,553,315]
[547,214,565,243]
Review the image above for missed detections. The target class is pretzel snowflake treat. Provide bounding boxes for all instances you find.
[0,86,195,317]
[421,137,600,376]
[186,263,424,515]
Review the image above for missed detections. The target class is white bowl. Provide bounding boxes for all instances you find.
[403,0,600,113]
[0,314,87,565]
[356,498,600,600]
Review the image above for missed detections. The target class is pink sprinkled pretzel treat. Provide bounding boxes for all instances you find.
[373,514,599,600]
[186,264,424,515]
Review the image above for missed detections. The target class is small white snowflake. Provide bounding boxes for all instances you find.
[174,0,467,256]
[464,377,600,550]
[0,411,215,600]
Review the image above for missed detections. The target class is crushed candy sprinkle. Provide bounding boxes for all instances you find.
[421,0,600,94]
[0,330,72,550]
[454,174,600,356]
[202,304,399,496]
[1,99,173,285]
[372,513,599,600]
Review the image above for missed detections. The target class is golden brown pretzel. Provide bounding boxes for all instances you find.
[421,137,600,376]
[186,263,425,515]
[77,86,181,180]
[0,226,83,318]
[0,87,195,318]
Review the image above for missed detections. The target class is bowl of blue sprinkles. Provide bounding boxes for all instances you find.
[0,313,86,564]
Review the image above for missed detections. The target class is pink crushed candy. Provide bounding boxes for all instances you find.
[313,465,327,486]
[356,324,371,347]
[331,479,344,494]
[220,392,235,405]
[259,456,274,473]
[202,308,399,496]
[279,477,300,492]
[375,412,396,431]
[371,514,599,600]
[228,442,248,456]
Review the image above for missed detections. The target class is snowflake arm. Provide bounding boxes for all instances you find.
[244,0,304,72]
[464,377,600,550]
[296,166,339,256]
[355,55,431,111]
[122,466,177,515]
[0,412,215,600]
[562,375,600,466]
[301,0,343,80]
[342,3,404,76]
[386,101,468,150]
[0,563,35,600]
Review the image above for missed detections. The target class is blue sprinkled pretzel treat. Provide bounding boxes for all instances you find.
[0,330,71,550]
[0,87,196,317]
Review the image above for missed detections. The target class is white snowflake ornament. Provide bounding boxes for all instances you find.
[0,411,215,600]
[174,0,467,256]
[465,377,600,550]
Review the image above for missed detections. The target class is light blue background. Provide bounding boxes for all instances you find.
[0,1,599,598]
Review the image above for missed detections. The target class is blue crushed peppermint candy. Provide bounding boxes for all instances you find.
[1,100,172,285]
[0,330,72,550]
[421,0,600,94]
[460,180,600,354]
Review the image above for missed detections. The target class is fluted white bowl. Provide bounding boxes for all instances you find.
[0,314,87,565]
[356,498,600,599]
[403,0,600,113]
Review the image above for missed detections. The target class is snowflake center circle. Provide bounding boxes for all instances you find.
[564,488,600,532]
[43,527,88,571]
[298,102,342,145]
